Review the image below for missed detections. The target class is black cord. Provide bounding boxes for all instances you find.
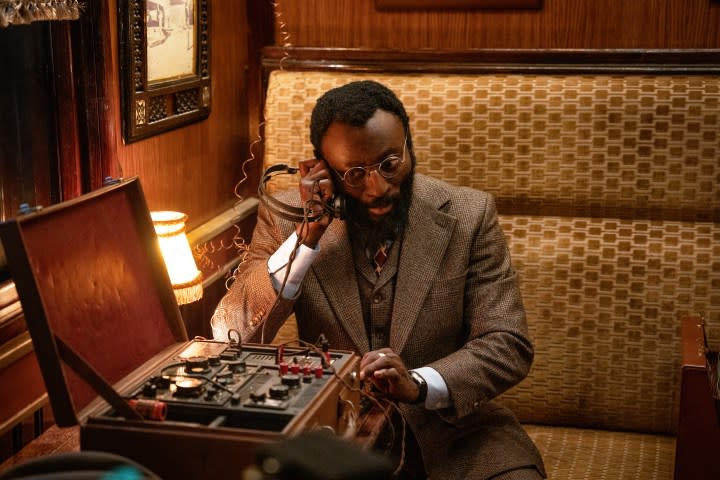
[260,178,322,343]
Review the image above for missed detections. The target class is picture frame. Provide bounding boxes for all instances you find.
[119,0,210,144]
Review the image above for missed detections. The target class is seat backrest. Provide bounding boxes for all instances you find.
[263,70,720,434]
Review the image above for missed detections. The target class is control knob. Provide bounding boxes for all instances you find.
[226,359,247,373]
[268,384,290,400]
[281,374,301,388]
[185,356,210,374]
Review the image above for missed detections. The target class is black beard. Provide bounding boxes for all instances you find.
[344,172,414,248]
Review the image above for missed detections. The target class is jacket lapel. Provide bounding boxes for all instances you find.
[311,220,370,353]
[308,175,456,355]
[390,176,456,353]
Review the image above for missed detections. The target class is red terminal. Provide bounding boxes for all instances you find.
[314,366,324,378]
[128,399,167,421]
[279,361,289,376]
[290,363,300,374]
[303,365,311,376]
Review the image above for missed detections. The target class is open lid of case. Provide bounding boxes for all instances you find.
[0,177,188,427]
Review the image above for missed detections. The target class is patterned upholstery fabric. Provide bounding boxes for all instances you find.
[498,215,718,432]
[265,72,719,219]
[525,424,676,480]
[262,70,720,475]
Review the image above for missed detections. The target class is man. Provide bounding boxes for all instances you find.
[212,80,545,479]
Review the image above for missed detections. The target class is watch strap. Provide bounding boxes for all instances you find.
[409,370,428,405]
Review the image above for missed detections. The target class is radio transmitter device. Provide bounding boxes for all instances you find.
[0,178,361,479]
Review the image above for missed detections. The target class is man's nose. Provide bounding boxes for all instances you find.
[363,169,391,197]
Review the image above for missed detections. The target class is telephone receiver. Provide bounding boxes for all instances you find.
[258,163,346,223]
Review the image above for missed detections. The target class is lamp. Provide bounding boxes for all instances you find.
[150,211,203,305]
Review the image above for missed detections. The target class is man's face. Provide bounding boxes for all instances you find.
[320,110,414,244]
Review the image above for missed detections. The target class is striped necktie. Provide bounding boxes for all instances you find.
[373,243,388,274]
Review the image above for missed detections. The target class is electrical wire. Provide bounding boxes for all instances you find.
[260,178,323,343]
[194,0,295,274]
[290,338,408,476]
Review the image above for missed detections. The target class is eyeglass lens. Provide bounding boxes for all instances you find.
[342,137,407,187]
[344,155,403,186]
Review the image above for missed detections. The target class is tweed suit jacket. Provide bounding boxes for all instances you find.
[214,173,545,479]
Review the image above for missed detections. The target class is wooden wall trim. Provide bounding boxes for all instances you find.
[262,47,720,73]
[0,282,25,354]
[187,198,259,248]
[187,198,258,292]
[0,334,32,372]
[374,0,543,9]
[0,391,47,439]
[51,23,83,201]
[0,348,48,438]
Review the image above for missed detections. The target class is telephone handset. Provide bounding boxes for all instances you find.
[258,163,346,223]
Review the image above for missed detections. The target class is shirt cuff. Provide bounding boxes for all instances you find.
[268,232,319,299]
[413,366,451,410]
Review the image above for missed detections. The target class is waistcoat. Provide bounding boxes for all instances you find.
[351,238,401,350]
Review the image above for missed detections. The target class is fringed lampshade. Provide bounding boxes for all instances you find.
[150,211,203,305]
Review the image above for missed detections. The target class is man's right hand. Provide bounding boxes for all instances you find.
[296,158,335,247]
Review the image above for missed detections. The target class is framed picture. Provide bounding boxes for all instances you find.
[119,0,210,144]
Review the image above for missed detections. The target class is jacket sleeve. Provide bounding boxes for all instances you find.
[211,194,298,344]
[428,193,534,423]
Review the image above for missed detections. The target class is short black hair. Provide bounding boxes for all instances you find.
[310,80,414,161]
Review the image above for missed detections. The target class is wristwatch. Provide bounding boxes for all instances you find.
[409,370,428,405]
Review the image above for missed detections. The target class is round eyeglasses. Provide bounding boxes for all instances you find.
[332,137,407,188]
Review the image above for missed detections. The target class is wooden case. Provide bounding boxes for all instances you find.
[674,316,720,480]
[0,178,360,479]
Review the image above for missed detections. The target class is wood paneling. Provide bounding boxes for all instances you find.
[0,23,58,221]
[73,0,122,194]
[105,0,255,230]
[271,0,720,49]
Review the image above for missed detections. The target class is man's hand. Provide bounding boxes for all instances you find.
[359,348,421,404]
[296,158,335,247]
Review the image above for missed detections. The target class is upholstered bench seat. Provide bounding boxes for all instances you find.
[525,425,676,479]
[262,68,720,479]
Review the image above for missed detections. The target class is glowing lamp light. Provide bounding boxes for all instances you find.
[150,211,203,305]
